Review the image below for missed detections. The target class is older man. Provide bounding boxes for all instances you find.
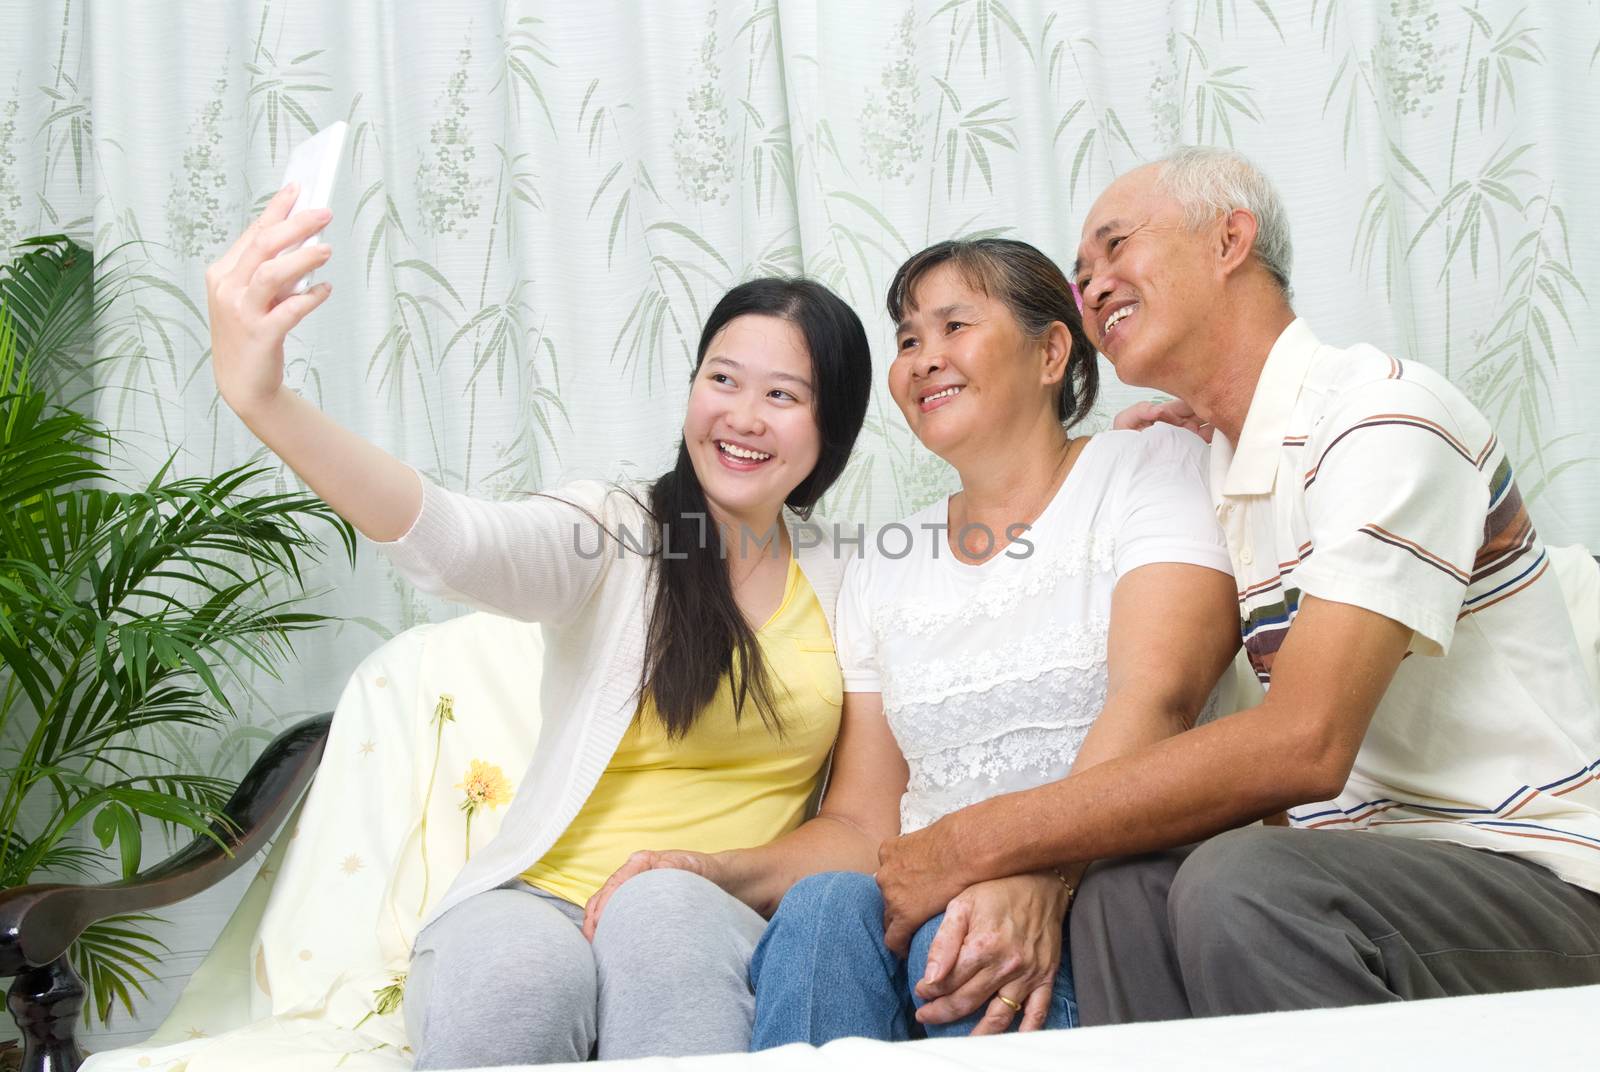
[873,146,1600,1022]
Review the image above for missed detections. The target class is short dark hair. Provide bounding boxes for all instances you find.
[887,238,1098,427]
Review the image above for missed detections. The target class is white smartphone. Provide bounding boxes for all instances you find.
[276,121,348,293]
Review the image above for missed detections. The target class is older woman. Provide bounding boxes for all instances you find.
[761,236,1241,1040]
[587,237,1239,1044]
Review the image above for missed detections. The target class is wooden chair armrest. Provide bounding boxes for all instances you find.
[1,713,331,1072]
[1,712,332,975]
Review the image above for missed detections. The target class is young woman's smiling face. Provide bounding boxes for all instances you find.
[682,314,821,528]
[888,263,1046,465]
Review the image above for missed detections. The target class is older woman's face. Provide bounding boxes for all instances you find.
[888,263,1044,465]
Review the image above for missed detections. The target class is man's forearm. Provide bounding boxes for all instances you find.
[956,700,1332,883]
[1031,687,1203,891]
[881,597,1407,942]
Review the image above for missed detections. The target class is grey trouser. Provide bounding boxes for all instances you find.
[404,868,767,1067]
[1070,825,1600,1024]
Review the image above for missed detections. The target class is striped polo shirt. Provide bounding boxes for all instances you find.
[1211,319,1600,893]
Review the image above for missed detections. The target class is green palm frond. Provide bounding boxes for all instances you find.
[0,239,352,1028]
[1454,184,1587,498]
[70,915,167,1024]
[1042,26,1138,196]
[930,80,1018,197]
[1177,36,1262,147]
[611,221,730,385]
[747,122,796,217]
[0,236,127,403]
[38,68,94,192]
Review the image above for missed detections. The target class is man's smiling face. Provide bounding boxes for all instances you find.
[1074,165,1222,392]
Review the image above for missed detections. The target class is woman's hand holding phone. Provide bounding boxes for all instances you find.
[201,184,422,542]
[206,183,335,418]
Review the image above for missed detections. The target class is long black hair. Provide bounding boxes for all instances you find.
[643,278,870,739]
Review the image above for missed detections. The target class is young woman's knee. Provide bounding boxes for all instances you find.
[412,889,595,1005]
[417,889,554,956]
[406,889,598,1066]
[597,866,729,932]
[591,867,760,972]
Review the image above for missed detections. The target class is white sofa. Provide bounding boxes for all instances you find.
[47,547,1600,1071]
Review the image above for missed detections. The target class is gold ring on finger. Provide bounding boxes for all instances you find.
[996,994,1022,1014]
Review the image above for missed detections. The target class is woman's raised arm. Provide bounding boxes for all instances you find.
[206,185,612,625]
[207,183,423,542]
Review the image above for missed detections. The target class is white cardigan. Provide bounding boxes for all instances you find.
[379,477,849,927]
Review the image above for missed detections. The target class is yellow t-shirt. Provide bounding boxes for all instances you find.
[521,555,843,906]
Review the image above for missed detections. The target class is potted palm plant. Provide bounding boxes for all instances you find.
[0,235,353,1053]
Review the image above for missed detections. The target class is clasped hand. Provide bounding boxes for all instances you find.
[878,823,1070,1034]
[908,872,1071,1034]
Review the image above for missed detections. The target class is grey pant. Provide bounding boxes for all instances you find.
[404,868,767,1067]
[1070,826,1600,1024]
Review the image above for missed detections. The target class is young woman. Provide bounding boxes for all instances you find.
[579,238,1240,1044]
[204,185,871,1066]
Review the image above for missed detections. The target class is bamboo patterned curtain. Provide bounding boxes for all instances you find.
[3,0,1596,752]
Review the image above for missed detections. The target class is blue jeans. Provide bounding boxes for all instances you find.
[749,871,1077,1048]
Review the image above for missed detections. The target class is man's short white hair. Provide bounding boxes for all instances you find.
[1154,146,1292,298]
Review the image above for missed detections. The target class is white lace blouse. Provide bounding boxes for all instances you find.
[836,425,1232,834]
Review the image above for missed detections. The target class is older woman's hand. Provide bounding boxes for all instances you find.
[1112,398,1212,442]
[913,873,1071,1034]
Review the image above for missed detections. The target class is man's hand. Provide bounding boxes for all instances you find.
[914,873,1070,1034]
[1112,398,1212,442]
[877,820,970,956]
[582,849,717,940]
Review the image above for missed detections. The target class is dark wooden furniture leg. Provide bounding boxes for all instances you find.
[6,957,84,1072]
